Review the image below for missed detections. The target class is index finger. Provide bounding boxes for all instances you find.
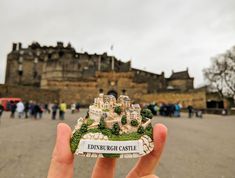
[127,124,167,178]
[91,158,117,178]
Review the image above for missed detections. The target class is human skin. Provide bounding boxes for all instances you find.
[47,123,167,178]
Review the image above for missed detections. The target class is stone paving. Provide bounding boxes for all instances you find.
[0,109,235,178]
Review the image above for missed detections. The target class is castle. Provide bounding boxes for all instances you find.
[1,42,227,110]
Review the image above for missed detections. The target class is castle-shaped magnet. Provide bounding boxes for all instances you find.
[70,94,154,158]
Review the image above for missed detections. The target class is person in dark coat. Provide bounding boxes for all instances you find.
[0,102,4,118]
[24,101,29,119]
[10,101,17,118]
[33,103,41,119]
[51,103,58,120]
[187,105,194,118]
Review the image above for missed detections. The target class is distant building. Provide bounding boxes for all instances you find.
[5,42,193,93]
[1,42,228,112]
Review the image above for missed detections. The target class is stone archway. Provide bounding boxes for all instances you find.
[107,90,118,99]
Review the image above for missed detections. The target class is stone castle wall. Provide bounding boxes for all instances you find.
[0,84,207,109]
[167,79,194,91]
[140,88,207,109]
[0,84,59,103]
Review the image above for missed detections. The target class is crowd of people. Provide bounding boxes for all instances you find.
[0,100,81,120]
[0,98,204,120]
[144,102,203,118]
[144,102,182,117]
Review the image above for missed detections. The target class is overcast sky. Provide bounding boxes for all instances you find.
[0,0,235,87]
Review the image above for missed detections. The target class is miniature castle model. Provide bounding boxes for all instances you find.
[88,94,150,133]
[71,94,154,158]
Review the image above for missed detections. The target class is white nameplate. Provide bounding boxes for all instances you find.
[78,140,144,154]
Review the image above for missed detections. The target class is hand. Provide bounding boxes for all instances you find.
[47,123,167,178]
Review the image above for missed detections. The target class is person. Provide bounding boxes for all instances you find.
[76,103,80,112]
[39,103,44,119]
[0,102,4,118]
[24,101,29,119]
[59,101,67,120]
[154,104,159,116]
[71,103,76,114]
[47,123,167,178]
[222,109,227,116]
[45,103,51,114]
[187,105,193,118]
[33,103,42,119]
[195,109,203,118]
[29,101,35,118]
[16,101,25,119]
[10,101,17,118]
[51,103,58,120]
[174,103,181,118]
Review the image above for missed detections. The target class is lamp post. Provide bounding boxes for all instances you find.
[110,45,114,71]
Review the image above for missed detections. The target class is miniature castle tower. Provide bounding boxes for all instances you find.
[118,95,131,110]
[125,104,141,124]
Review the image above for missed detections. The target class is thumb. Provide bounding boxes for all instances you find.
[47,123,74,178]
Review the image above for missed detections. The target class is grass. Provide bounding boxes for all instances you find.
[102,153,120,158]
[86,118,94,126]
[70,130,85,153]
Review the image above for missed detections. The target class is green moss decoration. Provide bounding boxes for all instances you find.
[141,108,153,119]
[70,130,83,153]
[121,115,127,125]
[79,123,88,133]
[146,123,153,131]
[137,126,145,134]
[101,128,113,137]
[114,106,122,115]
[98,117,106,130]
[145,124,153,139]
[141,115,149,122]
[111,122,120,135]
[102,153,120,158]
[86,118,94,126]
[130,119,138,127]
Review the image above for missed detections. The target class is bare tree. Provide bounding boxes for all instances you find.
[203,46,235,99]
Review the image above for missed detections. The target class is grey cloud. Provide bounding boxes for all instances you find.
[0,0,235,86]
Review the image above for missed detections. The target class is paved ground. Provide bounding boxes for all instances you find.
[0,109,234,178]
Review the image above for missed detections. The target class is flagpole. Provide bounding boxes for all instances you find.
[110,45,114,71]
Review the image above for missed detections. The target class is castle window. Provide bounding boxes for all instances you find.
[18,70,23,76]
[75,54,79,58]
[33,71,38,79]
[19,50,24,55]
[34,57,38,64]
[18,64,23,76]
[59,51,64,57]
[18,64,23,72]
[122,89,126,95]
[19,57,23,63]
[99,89,103,93]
